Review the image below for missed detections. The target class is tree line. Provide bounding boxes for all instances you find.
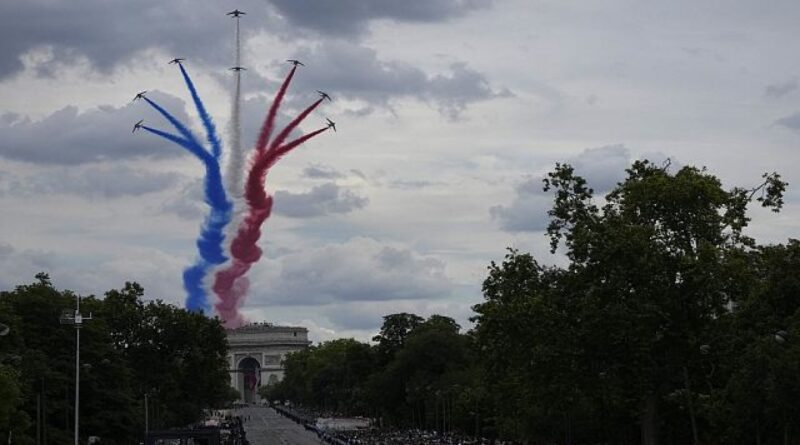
[0,277,236,445]
[265,160,800,445]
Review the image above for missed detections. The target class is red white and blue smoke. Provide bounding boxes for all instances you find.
[136,16,330,325]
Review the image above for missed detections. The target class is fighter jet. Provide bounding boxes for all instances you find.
[317,90,332,102]
[169,58,185,65]
[132,119,144,133]
[132,91,147,102]
[229,66,247,72]
[227,9,245,17]
[287,59,305,67]
[325,118,337,132]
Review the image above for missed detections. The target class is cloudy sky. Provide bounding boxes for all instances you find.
[2,0,800,343]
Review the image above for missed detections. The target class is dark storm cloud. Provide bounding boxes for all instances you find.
[1,165,179,198]
[0,0,269,78]
[0,0,489,80]
[266,0,491,37]
[491,145,632,232]
[290,42,510,118]
[765,78,798,99]
[274,182,368,218]
[0,92,194,165]
[776,112,800,131]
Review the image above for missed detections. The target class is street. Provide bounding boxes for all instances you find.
[237,406,325,445]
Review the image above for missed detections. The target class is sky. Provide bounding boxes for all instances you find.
[2,0,800,343]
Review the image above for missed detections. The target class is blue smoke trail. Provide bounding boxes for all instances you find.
[141,125,211,162]
[143,97,198,144]
[140,96,232,313]
[178,64,223,159]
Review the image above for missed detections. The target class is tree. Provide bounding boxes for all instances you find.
[0,365,23,439]
[0,276,233,444]
[472,160,786,444]
[372,313,424,365]
[715,240,800,444]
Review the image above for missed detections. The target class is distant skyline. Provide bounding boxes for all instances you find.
[2,0,800,342]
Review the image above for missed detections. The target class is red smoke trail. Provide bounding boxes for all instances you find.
[213,96,328,327]
[255,66,297,153]
[213,128,328,327]
[268,98,324,151]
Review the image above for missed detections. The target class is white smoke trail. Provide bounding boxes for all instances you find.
[212,15,246,309]
[225,17,244,202]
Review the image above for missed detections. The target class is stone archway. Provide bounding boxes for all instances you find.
[238,357,261,404]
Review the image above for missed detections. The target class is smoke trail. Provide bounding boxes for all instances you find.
[140,125,210,161]
[178,64,222,159]
[140,97,232,313]
[213,125,328,327]
[255,66,297,153]
[143,97,198,144]
[222,15,246,273]
[258,127,328,172]
[225,16,244,202]
[266,98,323,154]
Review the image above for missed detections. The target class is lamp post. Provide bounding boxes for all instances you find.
[60,297,92,445]
[144,392,149,436]
[0,323,10,445]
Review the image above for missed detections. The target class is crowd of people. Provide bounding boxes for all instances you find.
[325,429,500,445]
[273,404,509,445]
[219,416,249,445]
[195,410,250,445]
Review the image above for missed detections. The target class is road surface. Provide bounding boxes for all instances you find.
[238,406,325,445]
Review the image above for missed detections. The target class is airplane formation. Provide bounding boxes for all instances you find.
[133,10,340,135]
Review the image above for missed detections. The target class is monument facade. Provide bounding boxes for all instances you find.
[226,323,311,403]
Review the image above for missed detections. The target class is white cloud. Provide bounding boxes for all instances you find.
[274,182,368,218]
[247,237,453,306]
[490,145,633,232]
[0,165,180,198]
[0,91,194,165]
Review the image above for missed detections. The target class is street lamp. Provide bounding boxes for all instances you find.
[60,297,92,445]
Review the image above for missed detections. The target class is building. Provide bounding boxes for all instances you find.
[226,322,311,403]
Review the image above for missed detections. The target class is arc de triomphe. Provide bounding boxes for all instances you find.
[226,323,311,403]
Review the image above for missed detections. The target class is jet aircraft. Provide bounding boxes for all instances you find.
[132,120,144,133]
[230,66,247,72]
[227,9,245,17]
[287,59,305,67]
[169,58,185,65]
[317,90,332,102]
[326,118,336,132]
[132,91,147,101]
